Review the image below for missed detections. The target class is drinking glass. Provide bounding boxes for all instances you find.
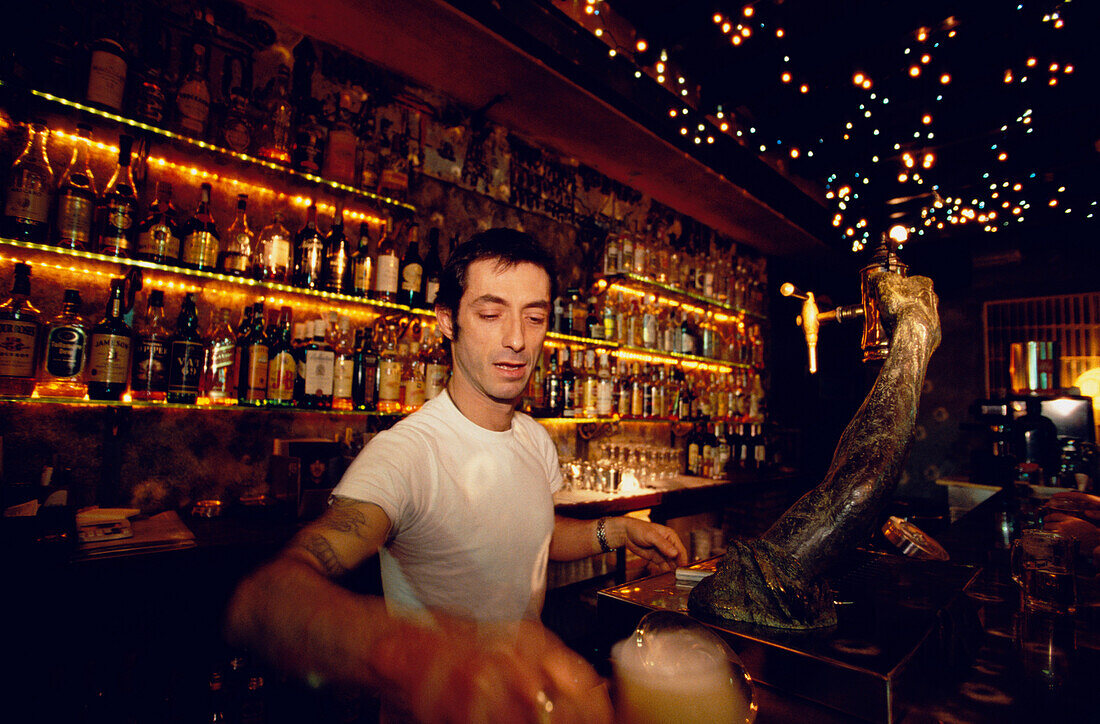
[1011,529,1078,615]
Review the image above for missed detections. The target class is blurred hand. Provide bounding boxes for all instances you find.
[619,517,689,573]
[1043,514,1100,563]
[372,616,612,724]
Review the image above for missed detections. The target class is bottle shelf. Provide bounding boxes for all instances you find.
[602,272,766,321]
[2,82,416,215]
[0,394,402,416]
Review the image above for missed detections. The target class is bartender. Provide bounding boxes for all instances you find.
[225,229,687,723]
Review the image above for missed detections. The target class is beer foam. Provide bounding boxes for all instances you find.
[613,628,732,681]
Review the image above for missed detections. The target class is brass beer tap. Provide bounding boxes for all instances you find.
[781,226,910,373]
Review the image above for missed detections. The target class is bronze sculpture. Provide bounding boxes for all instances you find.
[689,271,941,628]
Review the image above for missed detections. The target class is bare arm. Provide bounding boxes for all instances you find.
[550,515,687,571]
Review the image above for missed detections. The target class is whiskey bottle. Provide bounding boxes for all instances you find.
[351,221,375,297]
[293,99,326,172]
[181,183,220,271]
[220,89,253,154]
[237,301,268,406]
[98,135,138,258]
[375,321,401,413]
[595,351,613,418]
[266,307,295,407]
[398,223,424,307]
[559,347,576,418]
[0,263,43,396]
[371,217,400,302]
[176,42,211,137]
[252,211,292,284]
[86,278,132,401]
[219,194,252,276]
[322,93,358,185]
[351,327,379,411]
[85,35,127,112]
[331,315,355,410]
[543,348,563,417]
[3,120,53,243]
[54,123,97,251]
[38,289,88,398]
[136,181,180,264]
[203,308,236,404]
[401,341,426,413]
[422,325,449,401]
[166,293,203,404]
[294,201,325,289]
[300,319,335,409]
[258,66,293,164]
[323,202,352,294]
[131,290,171,402]
[422,228,443,307]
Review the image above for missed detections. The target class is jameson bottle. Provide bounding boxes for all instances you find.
[237,301,268,406]
[98,135,138,258]
[371,217,399,302]
[219,194,252,276]
[324,201,352,294]
[131,290,171,402]
[3,120,53,243]
[0,263,43,396]
[203,307,237,404]
[352,326,378,411]
[181,183,220,271]
[252,211,292,283]
[136,181,181,264]
[166,293,204,404]
[54,123,97,250]
[266,306,296,407]
[38,289,88,398]
[294,201,325,289]
[399,223,424,308]
[87,279,132,401]
[351,221,375,297]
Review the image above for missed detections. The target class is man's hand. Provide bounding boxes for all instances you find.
[606,517,688,573]
[868,271,941,353]
[371,616,612,723]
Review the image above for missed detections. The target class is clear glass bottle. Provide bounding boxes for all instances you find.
[3,120,54,243]
[54,123,97,250]
[86,278,132,401]
[323,93,358,185]
[293,98,326,172]
[331,314,355,411]
[203,307,236,404]
[136,181,180,264]
[130,290,171,402]
[181,182,220,271]
[98,135,138,258]
[176,42,211,137]
[252,211,293,283]
[258,65,294,164]
[295,202,325,290]
[422,325,449,401]
[219,194,252,276]
[375,320,401,413]
[38,289,88,398]
[371,217,400,302]
[220,88,253,154]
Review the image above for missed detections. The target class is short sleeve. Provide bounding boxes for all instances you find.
[330,425,430,534]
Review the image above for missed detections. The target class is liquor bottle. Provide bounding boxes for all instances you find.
[181,183,220,271]
[398,223,424,307]
[620,232,634,273]
[568,290,586,338]
[595,351,613,418]
[165,293,203,404]
[136,181,180,264]
[322,93,358,185]
[86,34,127,111]
[372,218,400,302]
[624,297,642,348]
[131,290,171,402]
[351,221,375,297]
[38,289,88,398]
[203,307,236,404]
[543,348,563,417]
[559,347,576,418]
[300,319,335,409]
[219,194,253,276]
[715,422,731,479]
[134,26,169,125]
[294,201,325,289]
[252,211,293,284]
[176,42,211,137]
[686,423,702,476]
[0,263,41,396]
[614,361,630,417]
[582,348,598,418]
[585,297,603,340]
[423,326,449,401]
[601,294,617,342]
[86,278,132,401]
[375,320,401,413]
[266,306,296,407]
[258,65,293,164]
[220,89,253,154]
[641,294,658,349]
[753,423,768,470]
[54,123,97,250]
[602,233,621,275]
[3,120,54,243]
[401,341,426,413]
[423,228,443,307]
[727,424,743,471]
[293,98,326,172]
[331,315,355,410]
[324,202,352,294]
[352,326,378,411]
[237,301,268,406]
[700,423,718,479]
[97,135,138,258]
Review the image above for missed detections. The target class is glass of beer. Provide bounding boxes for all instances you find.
[1011,529,1078,615]
[611,611,756,724]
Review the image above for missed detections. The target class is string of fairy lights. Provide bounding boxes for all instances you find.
[558,1,1096,253]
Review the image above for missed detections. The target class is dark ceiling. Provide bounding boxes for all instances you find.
[603,0,1100,252]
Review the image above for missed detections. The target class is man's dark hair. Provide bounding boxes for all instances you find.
[436,229,558,337]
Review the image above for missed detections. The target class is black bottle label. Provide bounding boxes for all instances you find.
[44,324,87,377]
[133,337,170,390]
[167,339,204,394]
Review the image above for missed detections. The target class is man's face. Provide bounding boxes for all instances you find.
[441,258,551,407]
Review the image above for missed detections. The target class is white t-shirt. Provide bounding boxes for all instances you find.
[331,390,562,623]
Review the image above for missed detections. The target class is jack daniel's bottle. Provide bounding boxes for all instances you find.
[0,263,43,396]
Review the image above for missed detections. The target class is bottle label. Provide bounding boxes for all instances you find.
[44,324,87,378]
[642,314,657,348]
[0,320,40,377]
[267,350,296,401]
[400,263,423,293]
[596,378,613,416]
[323,129,357,184]
[211,342,235,375]
[269,236,291,269]
[88,333,131,384]
[378,358,401,401]
[223,120,251,153]
[5,174,50,224]
[104,198,137,233]
[56,192,94,246]
[404,372,425,409]
[333,357,354,399]
[424,279,440,306]
[687,443,700,475]
[176,81,211,134]
[304,349,335,396]
[375,255,399,294]
[425,362,447,399]
[138,222,180,259]
[353,258,373,295]
[132,337,169,391]
[223,245,250,274]
[87,49,127,109]
[247,345,269,397]
[183,230,219,268]
[167,339,203,394]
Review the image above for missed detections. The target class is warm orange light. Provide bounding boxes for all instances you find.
[775,28,784,38]
[862,79,872,89]
[998,152,1008,161]
[731,35,742,45]
[921,114,932,125]
[940,73,951,84]
[790,148,800,158]
[720,122,729,131]
[713,13,723,23]
[635,39,648,52]
[800,84,809,93]
[781,72,792,83]
[743,6,754,17]
[921,54,931,64]
[853,73,865,85]
[1027,57,1037,67]
[909,66,921,77]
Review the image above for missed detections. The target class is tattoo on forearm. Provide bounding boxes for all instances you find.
[300,534,348,577]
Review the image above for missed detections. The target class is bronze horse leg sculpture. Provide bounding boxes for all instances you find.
[689,271,941,629]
